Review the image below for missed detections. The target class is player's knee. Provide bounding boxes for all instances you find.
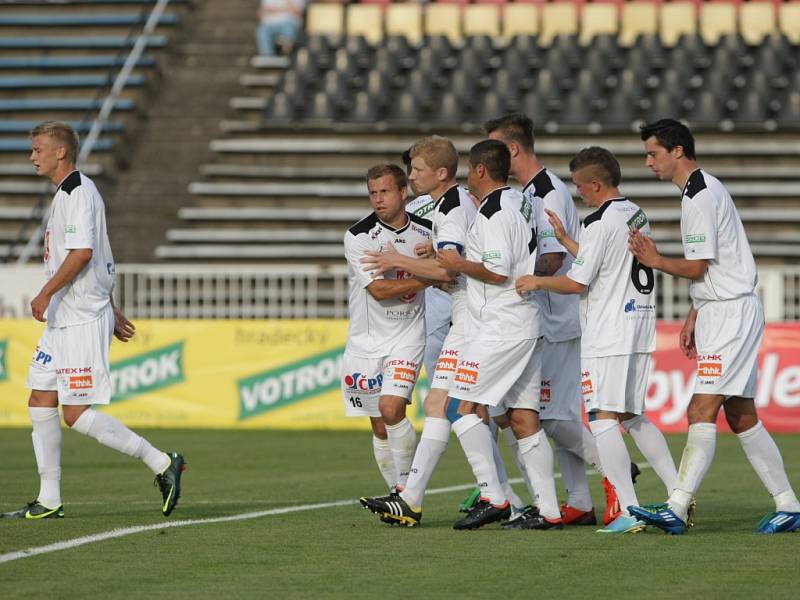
[28,390,58,408]
[379,403,406,426]
[62,405,89,428]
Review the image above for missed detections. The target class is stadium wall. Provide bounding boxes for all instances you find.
[1,319,799,433]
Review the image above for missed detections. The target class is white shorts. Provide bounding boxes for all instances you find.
[693,294,764,398]
[539,337,582,422]
[422,322,449,382]
[26,305,114,405]
[430,326,465,391]
[450,338,541,415]
[341,347,423,417]
[582,353,651,416]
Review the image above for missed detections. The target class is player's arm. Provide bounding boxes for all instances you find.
[628,230,708,280]
[534,252,565,277]
[362,242,451,282]
[30,248,92,322]
[436,249,506,285]
[110,297,135,342]
[680,305,698,360]
[544,208,579,257]
[367,278,429,301]
[515,274,585,296]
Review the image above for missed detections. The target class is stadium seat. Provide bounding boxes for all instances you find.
[463,5,501,38]
[660,2,697,47]
[0,55,156,69]
[0,35,166,49]
[430,92,465,128]
[386,91,420,126]
[775,92,800,130]
[778,2,800,44]
[345,91,379,124]
[520,91,550,126]
[0,98,135,112]
[0,13,178,26]
[619,2,658,47]
[264,91,295,123]
[425,4,462,44]
[386,4,423,46]
[502,4,539,40]
[0,74,144,89]
[699,2,737,45]
[539,3,578,45]
[346,5,383,45]
[739,2,776,46]
[579,3,618,46]
[306,4,345,38]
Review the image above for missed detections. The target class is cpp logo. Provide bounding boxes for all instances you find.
[343,372,383,391]
[33,347,53,366]
[624,299,637,313]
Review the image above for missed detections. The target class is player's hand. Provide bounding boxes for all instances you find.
[679,315,697,360]
[436,249,462,271]
[515,275,540,295]
[113,306,136,342]
[362,242,400,276]
[415,241,434,258]
[628,230,661,267]
[30,290,51,322]
[545,208,567,242]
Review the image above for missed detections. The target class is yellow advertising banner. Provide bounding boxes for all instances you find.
[0,320,428,430]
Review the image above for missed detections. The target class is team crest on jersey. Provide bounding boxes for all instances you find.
[626,209,648,232]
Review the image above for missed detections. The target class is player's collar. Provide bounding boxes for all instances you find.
[522,167,546,193]
[681,168,704,197]
[480,186,510,203]
[377,213,410,233]
[55,169,80,191]
[434,183,459,206]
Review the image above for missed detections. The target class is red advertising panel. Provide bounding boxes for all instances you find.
[647,323,800,432]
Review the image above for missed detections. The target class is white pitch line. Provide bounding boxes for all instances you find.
[0,464,651,565]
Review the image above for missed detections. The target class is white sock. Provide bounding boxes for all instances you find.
[590,419,638,517]
[580,425,605,475]
[502,426,534,498]
[372,435,396,491]
[668,422,717,521]
[491,431,524,509]
[737,421,800,512]
[71,409,169,474]
[623,414,678,495]
[401,418,450,508]
[543,420,593,511]
[29,407,62,509]
[453,414,506,506]
[384,418,417,488]
[517,430,560,520]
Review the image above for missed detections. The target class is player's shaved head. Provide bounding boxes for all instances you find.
[469,139,511,183]
[569,147,621,188]
[483,113,535,154]
[366,164,407,190]
[410,135,458,180]
[640,118,696,160]
[30,120,80,166]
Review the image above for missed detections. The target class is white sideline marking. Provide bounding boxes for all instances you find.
[0,465,651,564]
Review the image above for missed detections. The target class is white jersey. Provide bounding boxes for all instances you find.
[407,193,451,335]
[680,169,758,308]
[432,184,477,327]
[43,170,115,328]
[344,211,432,357]
[524,168,581,342]
[465,186,539,342]
[567,198,656,357]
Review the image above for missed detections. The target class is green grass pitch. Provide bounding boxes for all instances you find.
[1,429,798,599]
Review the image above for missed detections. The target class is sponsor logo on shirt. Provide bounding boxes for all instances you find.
[684,233,706,244]
[238,347,343,419]
[107,262,115,275]
[455,368,478,386]
[0,339,7,381]
[64,224,76,234]
[482,250,502,263]
[624,299,656,314]
[541,379,551,403]
[56,366,92,375]
[68,374,93,390]
[520,198,532,222]
[435,356,458,373]
[32,346,53,367]
[392,367,417,383]
[626,209,648,231]
[537,229,557,240]
[410,224,430,237]
[344,371,384,391]
[573,256,585,266]
[581,371,593,396]
[697,354,723,380]
[371,227,382,240]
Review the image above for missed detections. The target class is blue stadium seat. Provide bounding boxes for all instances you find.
[0,14,178,26]
[0,35,167,49]
[0,119,124,133]
[0,55,156,69]
[0,98,135,111]
[0,138,114,151]
[0,74,145,88]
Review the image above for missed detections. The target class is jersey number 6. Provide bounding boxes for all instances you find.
[630,258,655,294]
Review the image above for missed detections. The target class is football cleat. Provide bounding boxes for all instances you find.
[602,477,621,525]
[755,511,800,534]
[453,499,510,530]
[0,500,64,519]
[504,506,563,530]
[628,504,687,535]
[458,487,481,513]
[561,503,597,525]
[596,513,647,534]
[154,451,186,517]
[359,493,421,527]
[641,498,697,528]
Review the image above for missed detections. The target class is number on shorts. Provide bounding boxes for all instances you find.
[630,258,654,294]
[349,397,363,408]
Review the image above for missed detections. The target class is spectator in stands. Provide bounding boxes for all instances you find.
[256,0,306,57]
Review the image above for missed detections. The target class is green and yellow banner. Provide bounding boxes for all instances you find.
[0,320,428,429]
